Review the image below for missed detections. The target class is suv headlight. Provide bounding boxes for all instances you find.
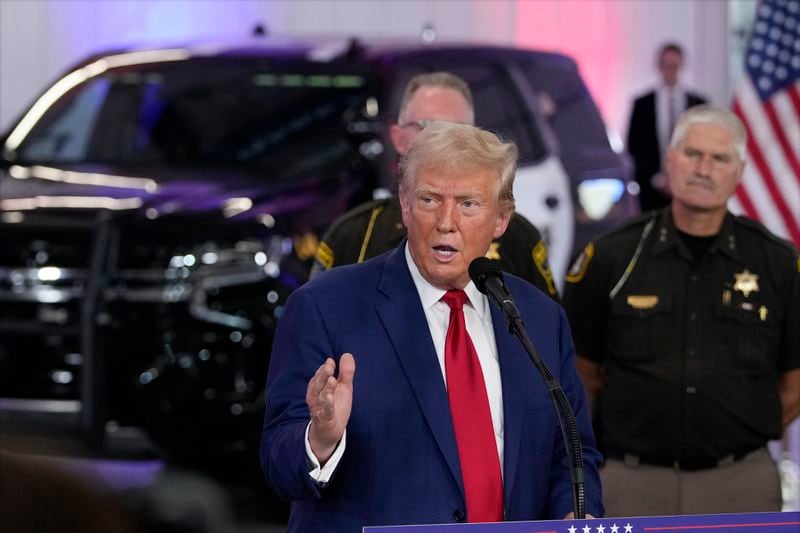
[577,178,625,220]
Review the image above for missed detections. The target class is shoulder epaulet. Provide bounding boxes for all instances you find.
[565,211,657,285]
[591,210,658,246]
[508,211,541,238]
[733,215,799,254]
[324,197,394,236]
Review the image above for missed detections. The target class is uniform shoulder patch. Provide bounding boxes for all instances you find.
[315,241,334,270]
[486,242,501,260]
[532,240,557,296]
[294,232,319,261]
[608,211,657,235]
[327,198,392,234]
[565,242,595,284]
[357,204,386,263]
[734,215,800,273]
[734,215,798,251]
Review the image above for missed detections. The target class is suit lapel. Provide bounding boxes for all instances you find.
[375,245,464,494]
[491,303,535,501]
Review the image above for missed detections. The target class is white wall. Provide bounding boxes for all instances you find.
[1,0,742,142]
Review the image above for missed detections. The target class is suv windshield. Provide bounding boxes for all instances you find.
[15,59,374,180]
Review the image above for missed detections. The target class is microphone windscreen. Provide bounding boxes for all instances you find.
[468,257,503,293]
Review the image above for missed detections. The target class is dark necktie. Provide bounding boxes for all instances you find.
[441,289,504,523]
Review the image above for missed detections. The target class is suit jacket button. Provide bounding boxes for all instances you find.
[453,510,466,522]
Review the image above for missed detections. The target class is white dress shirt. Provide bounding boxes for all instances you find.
[656,84,687,160]
[306,244,505,483]
[404,244,505,471]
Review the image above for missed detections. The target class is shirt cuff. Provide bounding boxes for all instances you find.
[305,422,346,485]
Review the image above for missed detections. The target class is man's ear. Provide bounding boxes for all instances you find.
[492,209,512,239]
[390,123,408,155]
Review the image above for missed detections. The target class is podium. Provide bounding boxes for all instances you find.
[365,511,800,532]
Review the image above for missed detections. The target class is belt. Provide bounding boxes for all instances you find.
[604,446,762,472]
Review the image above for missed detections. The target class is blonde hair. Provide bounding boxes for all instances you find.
[398,121,517,212]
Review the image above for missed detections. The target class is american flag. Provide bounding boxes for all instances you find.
[730,0,800,247]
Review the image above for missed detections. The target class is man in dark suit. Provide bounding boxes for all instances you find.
[261,122,603,531]
[627,43,706,212]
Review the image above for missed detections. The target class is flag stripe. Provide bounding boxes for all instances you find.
[731,0,800,247]
[738,164,789,236]
[788,85,800,138]
[764,97,800,188]
[733,176,761,220]
[734,78,800,241]
[736,79,798,200]
[783,84,800,161]
[734,100,800,244]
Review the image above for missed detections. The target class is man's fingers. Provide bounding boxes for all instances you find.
[307,358,335,404]
[316,376,337,416]
[338,353,356,386]
[306,354,355,419]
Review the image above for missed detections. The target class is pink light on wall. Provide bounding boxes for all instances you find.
[513,1,626,141]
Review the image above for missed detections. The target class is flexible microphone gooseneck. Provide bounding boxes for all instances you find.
[469,257,586,519]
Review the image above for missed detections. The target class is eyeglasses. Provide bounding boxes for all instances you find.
[397,119,430,131]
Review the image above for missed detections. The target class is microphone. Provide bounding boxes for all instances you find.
[468,257,522,324]
[468,256,587,519]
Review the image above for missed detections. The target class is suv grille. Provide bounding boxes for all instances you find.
[0,211,294,456]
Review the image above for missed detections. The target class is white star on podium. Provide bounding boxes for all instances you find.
[568,526,577,533]
[624,523,633,533]
[597,525,606,533]
[583,525,592,533]
[610,524,619,533]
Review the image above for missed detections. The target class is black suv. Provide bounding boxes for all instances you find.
[0,36,635,465]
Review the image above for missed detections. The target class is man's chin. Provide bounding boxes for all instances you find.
[422,265,468,290]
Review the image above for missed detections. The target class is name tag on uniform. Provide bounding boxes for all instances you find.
[627,295,659,309]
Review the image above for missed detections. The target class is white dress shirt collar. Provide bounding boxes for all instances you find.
[656,84,687,158]
[404,243,490,318]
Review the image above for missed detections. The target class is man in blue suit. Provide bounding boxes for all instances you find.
[261,122,603,531]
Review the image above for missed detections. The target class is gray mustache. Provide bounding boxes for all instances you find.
[687,175,715,188]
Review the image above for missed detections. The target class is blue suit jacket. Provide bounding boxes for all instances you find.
[261,245,603,531]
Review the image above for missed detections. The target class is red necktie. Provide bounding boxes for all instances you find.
[442,289,504,523]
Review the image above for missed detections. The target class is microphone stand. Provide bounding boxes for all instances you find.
[495,296,586,519]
